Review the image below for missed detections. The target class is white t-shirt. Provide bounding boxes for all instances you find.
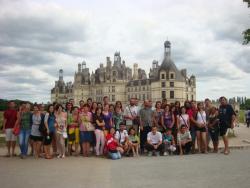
[178,114,189,127]
[196,111,206,124]
[124,105,139,125]
[147,131,162,144]
[115,130,128,143]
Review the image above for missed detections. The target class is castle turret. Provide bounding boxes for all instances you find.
[59,69,63,82]
[133,63,138,80]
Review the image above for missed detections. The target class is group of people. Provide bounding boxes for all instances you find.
[2,96,236,160]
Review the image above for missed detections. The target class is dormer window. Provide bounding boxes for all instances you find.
[170,73,175,79]
[161,73,165,79]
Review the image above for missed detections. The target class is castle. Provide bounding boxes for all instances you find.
[51,41,196,105]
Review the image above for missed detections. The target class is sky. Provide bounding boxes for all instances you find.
[0,0,249,103]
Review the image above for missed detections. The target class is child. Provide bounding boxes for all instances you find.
[128,127,140,157]
[162,128,176,156]
[115,123,129,155]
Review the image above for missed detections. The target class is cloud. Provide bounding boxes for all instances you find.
[0,0,249,102]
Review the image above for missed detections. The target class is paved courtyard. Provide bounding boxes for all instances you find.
[0,149,250,188]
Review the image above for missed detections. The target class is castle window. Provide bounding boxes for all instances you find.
[112,95,115,102]
[161,74,165,79]
[170,91,174,99]
[143,87,145,91]
[170,82,174,87]
[113,71,116,76]
[128,95,130,100]
[162,91,166,99]
[112,86,115,92]
[186,94,189,100]
[192,95,194,100]
[113,78,116,82]
[161,82,166,88]
[135,87,137,91]
[170,73,174,79]
[143,94,146,100]
[128,88,130,92]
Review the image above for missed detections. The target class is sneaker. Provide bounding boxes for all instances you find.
[163,152,168,156]
[57,155,62,159]
[148,151,153,157]
[61,155,65,158]
[156,152,160,157]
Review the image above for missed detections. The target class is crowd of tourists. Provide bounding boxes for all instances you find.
[2,96,236,160]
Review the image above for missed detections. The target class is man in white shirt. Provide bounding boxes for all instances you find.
[124,98,139,133]
[145,126,163,156]
[115,123,129,155]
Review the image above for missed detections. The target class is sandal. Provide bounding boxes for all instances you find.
[224,150,230,155]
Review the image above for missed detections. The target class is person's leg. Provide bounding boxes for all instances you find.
[32,141,37,158]
[140,129,146,152]
[196,131,201,153]
[135,144,139,156]
[86,142,90,157]
[184,142,192,154]
[100,131,105,155]
[145,143,154,155]
[190,126,196,153]
[5,129,11,156]
[52,132,57,154]
[95,129,101,155]
[37,141,42,157]
[201,132,207,153]
[56,133,62,157]
[61,136,65,157]
[18,130,25,156]
[222,135,229,154]
[24,130,31,156]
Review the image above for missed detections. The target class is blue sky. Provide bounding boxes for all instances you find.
[0,0,249,102]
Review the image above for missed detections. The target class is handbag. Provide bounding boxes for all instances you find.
[39,114,47,135]
[86,122,95,131]
[13,126,20,136]
[63,131,68,139]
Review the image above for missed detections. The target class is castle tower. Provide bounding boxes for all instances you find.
[78,63,81,72]
[164,40,171,57]
[59,69,63,82]
[133,63,138,80]
[82,61,86,70]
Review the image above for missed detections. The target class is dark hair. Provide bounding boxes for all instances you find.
[129,127,135,134]
[165,128,172,132]
[219,96,227,102]
[87,98,92,102]
[180,106,186,113]
[55,104,63,111]
[155,101,161,108]
[47,104,54,113]
[115,101,123,109]
[83,103,89,108]
[151,125,157,129]
[119,121,126,127]
[95,107,103,114]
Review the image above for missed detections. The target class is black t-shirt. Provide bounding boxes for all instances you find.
[93,114,104,130]
[218,104,235,127]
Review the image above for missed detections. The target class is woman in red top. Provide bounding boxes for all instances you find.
[106,127,124,160]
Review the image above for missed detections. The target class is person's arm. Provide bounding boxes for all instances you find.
[123,107,133,120]
[44,113,49,134]
[171,114,175,128]
[171,135,176,145]
[153,111,157,126]
[3,117,6,133]
[140,110,144,131]
[176,116,180,130]
[147,133,153,146]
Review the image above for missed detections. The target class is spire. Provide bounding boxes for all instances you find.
[164,40,171,57]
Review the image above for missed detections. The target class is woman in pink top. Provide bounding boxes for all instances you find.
[79,104,94,157]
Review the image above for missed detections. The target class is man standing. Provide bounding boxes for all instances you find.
[3,101,17,157]
[139,100,154,153]
[124,98,139,133]
[145,125,163,156]
[218,96,236,155]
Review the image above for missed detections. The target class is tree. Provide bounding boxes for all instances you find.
[243,0,250,44]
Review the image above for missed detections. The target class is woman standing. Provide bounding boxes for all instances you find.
[177,106,190,130]
[153,101,164,132]
[102,104,113,134]
[67,106,80,156]
[208,106,219,153]
[113,105,123,131]
[55,104,67,158]
[17,103,32,159]
[79,104,94,157]
[44,104,56,159]
[195,102,208,154]
[30,104,44,158]
[163,105,175,130]
[94,107,105,156]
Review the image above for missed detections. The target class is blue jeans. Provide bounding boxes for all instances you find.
[108,151,121,160]
[19,129,31,156]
